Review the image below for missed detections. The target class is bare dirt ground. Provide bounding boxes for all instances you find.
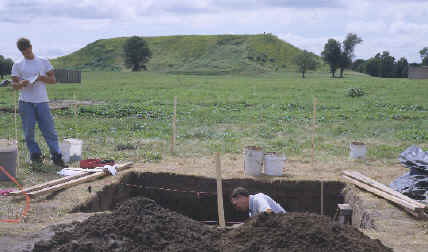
[1,154,427,251]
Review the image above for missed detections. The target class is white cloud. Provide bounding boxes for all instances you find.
[1,0,427,63]
[278,33,335,56]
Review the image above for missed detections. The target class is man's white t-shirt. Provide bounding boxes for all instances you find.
[11,56,53,103]
[249,193,286,217]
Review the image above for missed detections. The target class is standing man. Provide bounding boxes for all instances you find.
[231,187,286,217]
[11,38,66,169]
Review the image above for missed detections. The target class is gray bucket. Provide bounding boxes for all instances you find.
[349,141,367,160]
[264,152,286,176]
[244,146,264,176]
[0,142,17,181]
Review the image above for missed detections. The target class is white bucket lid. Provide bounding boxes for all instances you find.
[64,138,83,144]
[264,152,287,160]
[0,143,17,152]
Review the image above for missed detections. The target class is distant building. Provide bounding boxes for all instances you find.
[55,69,81,83]
[408,66,428,79]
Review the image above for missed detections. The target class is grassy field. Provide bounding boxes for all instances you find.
[1,71,427,176]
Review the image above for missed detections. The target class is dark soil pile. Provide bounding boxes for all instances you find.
[222,212,393,252]
[32,197,221,252]
[32,196,392,252]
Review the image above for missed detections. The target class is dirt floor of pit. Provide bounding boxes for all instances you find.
[1,154,428,251]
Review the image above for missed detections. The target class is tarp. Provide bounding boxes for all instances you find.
[390,145,428,203]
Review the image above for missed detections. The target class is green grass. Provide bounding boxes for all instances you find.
[1,71,427,166]
[51,34,320,74]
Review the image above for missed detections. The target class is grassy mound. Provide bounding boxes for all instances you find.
[51,34,319,74]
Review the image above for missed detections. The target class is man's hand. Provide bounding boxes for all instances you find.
[12,79,29,90]
[38,70,56,84]
[37,75,48,82]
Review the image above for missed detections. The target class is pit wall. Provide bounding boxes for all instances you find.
[343,186,377,229]
[75,172,347,222]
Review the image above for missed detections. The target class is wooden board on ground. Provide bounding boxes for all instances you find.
[343,171,427,219]
[8,171,89,196]
[343,171,426,209]
[25,162,133,198]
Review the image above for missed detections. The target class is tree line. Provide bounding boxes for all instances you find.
[352,52,409,78]
[294,33,428,78]
[0,55,14,79]
[351,47,428,78]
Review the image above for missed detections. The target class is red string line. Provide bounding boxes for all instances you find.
[0,166,31,223]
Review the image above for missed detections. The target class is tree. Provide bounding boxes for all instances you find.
[352,59,365,73]
[0,56,3,79]
[339,33,362,77]
[321,39,341,78]
[294,50,318,78]
[123,36,152,71]
[395,57,408,78]
[363,52,408,78]
[379,51,395,77]
[420,47,428,66]
[365,55,381,77]
[0,55,14,79]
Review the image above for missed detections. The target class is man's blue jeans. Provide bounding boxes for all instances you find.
[19,101,61,157]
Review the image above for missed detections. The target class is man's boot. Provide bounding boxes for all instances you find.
[30,153,44,171]
[52,153,67,168]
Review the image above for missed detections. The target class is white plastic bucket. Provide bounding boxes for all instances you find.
[349,142,367,160]
[61,138,83,163]
[0,141,17,181]
[244,146,264,176]
[264,152,286,176]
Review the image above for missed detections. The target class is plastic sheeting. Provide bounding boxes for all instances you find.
[390,145,428,204]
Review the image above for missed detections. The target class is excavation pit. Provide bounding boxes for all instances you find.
[74,172,347,224]
[32,172,393,251]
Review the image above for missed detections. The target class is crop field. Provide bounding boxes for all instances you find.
[0,71,427,173]
[1,71,428,251]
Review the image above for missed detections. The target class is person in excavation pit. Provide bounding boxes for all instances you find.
[230,187,286,217]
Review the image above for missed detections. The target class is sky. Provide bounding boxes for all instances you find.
[1,0,427,63]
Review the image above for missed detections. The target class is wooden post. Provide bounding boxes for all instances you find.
[14,90,19,176]
[312,97,317,173]
[73,92,78,138]
[171,96,177,153]
[313,98,323,215]
[216,152,226,228]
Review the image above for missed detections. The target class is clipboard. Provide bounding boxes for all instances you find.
[27,74,39,85]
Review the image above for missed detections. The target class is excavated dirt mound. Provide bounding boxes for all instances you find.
[31,196,392,252]
[32,197,221,252]
[222,213,392,252]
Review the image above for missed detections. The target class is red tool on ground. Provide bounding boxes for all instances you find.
[80,159,114,169]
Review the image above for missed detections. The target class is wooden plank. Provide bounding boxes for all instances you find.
[8,171,90,196]
[343,175,424,218]
[27,162,133,198]
[216,153,226,228]
[344,171,426,209]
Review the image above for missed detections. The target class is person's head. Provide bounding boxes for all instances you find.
[231,187,250,212]
[16,38,34,59]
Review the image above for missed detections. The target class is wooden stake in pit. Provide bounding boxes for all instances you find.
[216,152,226,228]
[312,97,323,215]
